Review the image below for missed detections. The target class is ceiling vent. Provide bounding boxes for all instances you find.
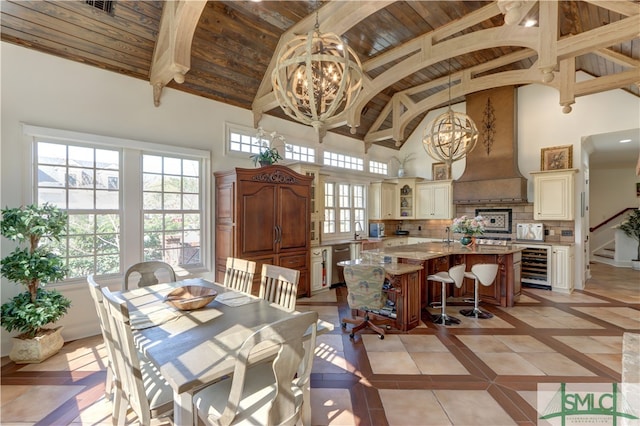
[85,1,114,14]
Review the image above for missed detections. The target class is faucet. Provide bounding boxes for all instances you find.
[354,222,363,240]
[444,226,451,245]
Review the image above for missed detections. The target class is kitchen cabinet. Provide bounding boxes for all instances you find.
[394,178,422,219]
[532,169,577,221]
[415,180,453,219]
[311,246,331,293]
[369,181,396,220]
[289,163,324,247]
[214,166,312,297]
[551,244,574,293]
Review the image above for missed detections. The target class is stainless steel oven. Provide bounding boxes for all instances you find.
[513,243,552,289]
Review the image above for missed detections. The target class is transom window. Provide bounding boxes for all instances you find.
[323,151,364,171]
[284,143,315,163]
[369,160,388,175]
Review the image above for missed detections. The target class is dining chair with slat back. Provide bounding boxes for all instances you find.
[86,274,118,401]
[193,310,319,426]
[101,287,174,425]
[123,261,177,290]
[223,257,256,294]
[258,264,300,312]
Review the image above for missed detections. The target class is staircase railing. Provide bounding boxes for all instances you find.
[590,207,636,233]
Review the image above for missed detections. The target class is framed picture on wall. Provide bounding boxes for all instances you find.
[540,145,573,171]
[432,162,450,180]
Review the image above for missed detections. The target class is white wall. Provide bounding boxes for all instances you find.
[0,42,396,354]
[590,167,639,225]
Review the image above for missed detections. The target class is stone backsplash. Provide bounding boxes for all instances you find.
[378,203,576,244]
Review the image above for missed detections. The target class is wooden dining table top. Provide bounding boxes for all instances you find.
[118,278,329,396]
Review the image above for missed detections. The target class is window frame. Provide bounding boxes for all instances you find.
[23,124,211,285]
[323,178,367,240]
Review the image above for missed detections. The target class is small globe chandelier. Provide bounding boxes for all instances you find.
[423,62,478,166]
[271,7,363,142]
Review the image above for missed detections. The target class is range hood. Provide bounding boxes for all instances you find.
[453,86,528,204]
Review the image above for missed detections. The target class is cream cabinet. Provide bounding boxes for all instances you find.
[289,164,324,246]
[369,181,396,220]
[532,169,577,221]
[311,246,331,292]
[394,178,422,219]
[551,244,574,293]
[415,181,453,219]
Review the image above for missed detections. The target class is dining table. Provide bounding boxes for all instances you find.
[117,277,331,426]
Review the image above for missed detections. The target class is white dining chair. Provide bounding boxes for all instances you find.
[123,261,177,290]
[86,274,118,401]
[223,257,256,294]
[258,264,300,312]
[101,286,174,425]
[193,310,319,426]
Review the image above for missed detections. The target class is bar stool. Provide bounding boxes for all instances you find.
[427,264,466,325]
[460,264,499,319]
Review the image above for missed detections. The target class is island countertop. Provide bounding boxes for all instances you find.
[337,259,423,275]
[363,241,524,261]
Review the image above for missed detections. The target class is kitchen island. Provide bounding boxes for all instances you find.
[362,241,523,310]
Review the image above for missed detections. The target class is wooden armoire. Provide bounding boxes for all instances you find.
[214,165,312,297]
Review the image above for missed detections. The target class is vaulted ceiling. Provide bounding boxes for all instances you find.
[2,1,639,151]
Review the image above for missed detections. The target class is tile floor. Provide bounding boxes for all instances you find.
[1,262,638,425]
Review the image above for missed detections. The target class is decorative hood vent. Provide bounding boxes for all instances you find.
[453,86,528,204]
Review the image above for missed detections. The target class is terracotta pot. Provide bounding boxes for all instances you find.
[9,326,64,364]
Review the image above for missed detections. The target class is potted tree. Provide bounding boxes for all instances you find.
[1,203,71,363]
[618,208,640,270]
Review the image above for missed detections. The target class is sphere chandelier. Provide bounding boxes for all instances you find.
[423,64,478,165]
[271,12,363,141]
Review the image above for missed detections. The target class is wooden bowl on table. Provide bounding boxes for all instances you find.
[165,285,217,310]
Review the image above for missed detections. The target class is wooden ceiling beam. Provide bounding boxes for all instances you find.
[150,1,206,107]
[362,5,640,145]
[595,48,640,68]
[583,0,640,16]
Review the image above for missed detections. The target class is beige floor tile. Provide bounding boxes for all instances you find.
[361,334,406,352]
[434,389,517,425]
[379,389,452,426]
[398,335,448,352]
[297,305,341,327]
[0,385,31,405]
[519,352,596,376]
[457,335,513,353]
[367,351,420,375]
[572,307,640,330]
[586,353,622,374]
[527,290,607,304]
[494,335,553,353]
[310,388,356,426]
[411,352,470,375]
[475,353,546,375]
[314,335,350,374]
[515,294,541,303]
[516,390,538,410]
[457,314,514,329]
[69,396,112,425]
[553,335,622,353]
[0,385,84,422]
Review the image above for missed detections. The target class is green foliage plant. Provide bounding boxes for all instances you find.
[618,208,640,261]
[0,203,71,338]
[250,145,283,166]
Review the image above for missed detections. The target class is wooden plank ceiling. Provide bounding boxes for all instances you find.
[2,0,639,150]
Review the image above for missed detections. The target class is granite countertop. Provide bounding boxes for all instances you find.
[336,259,423,275]
[363,241,524,261]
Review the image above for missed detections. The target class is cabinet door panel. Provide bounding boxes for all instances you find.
[278,185,310,251]
[241,183,276,256]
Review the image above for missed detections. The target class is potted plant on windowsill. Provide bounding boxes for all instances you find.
[618,208,640,270]
[1,203,71,363]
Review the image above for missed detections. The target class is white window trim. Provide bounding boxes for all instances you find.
[22,124,212,284]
